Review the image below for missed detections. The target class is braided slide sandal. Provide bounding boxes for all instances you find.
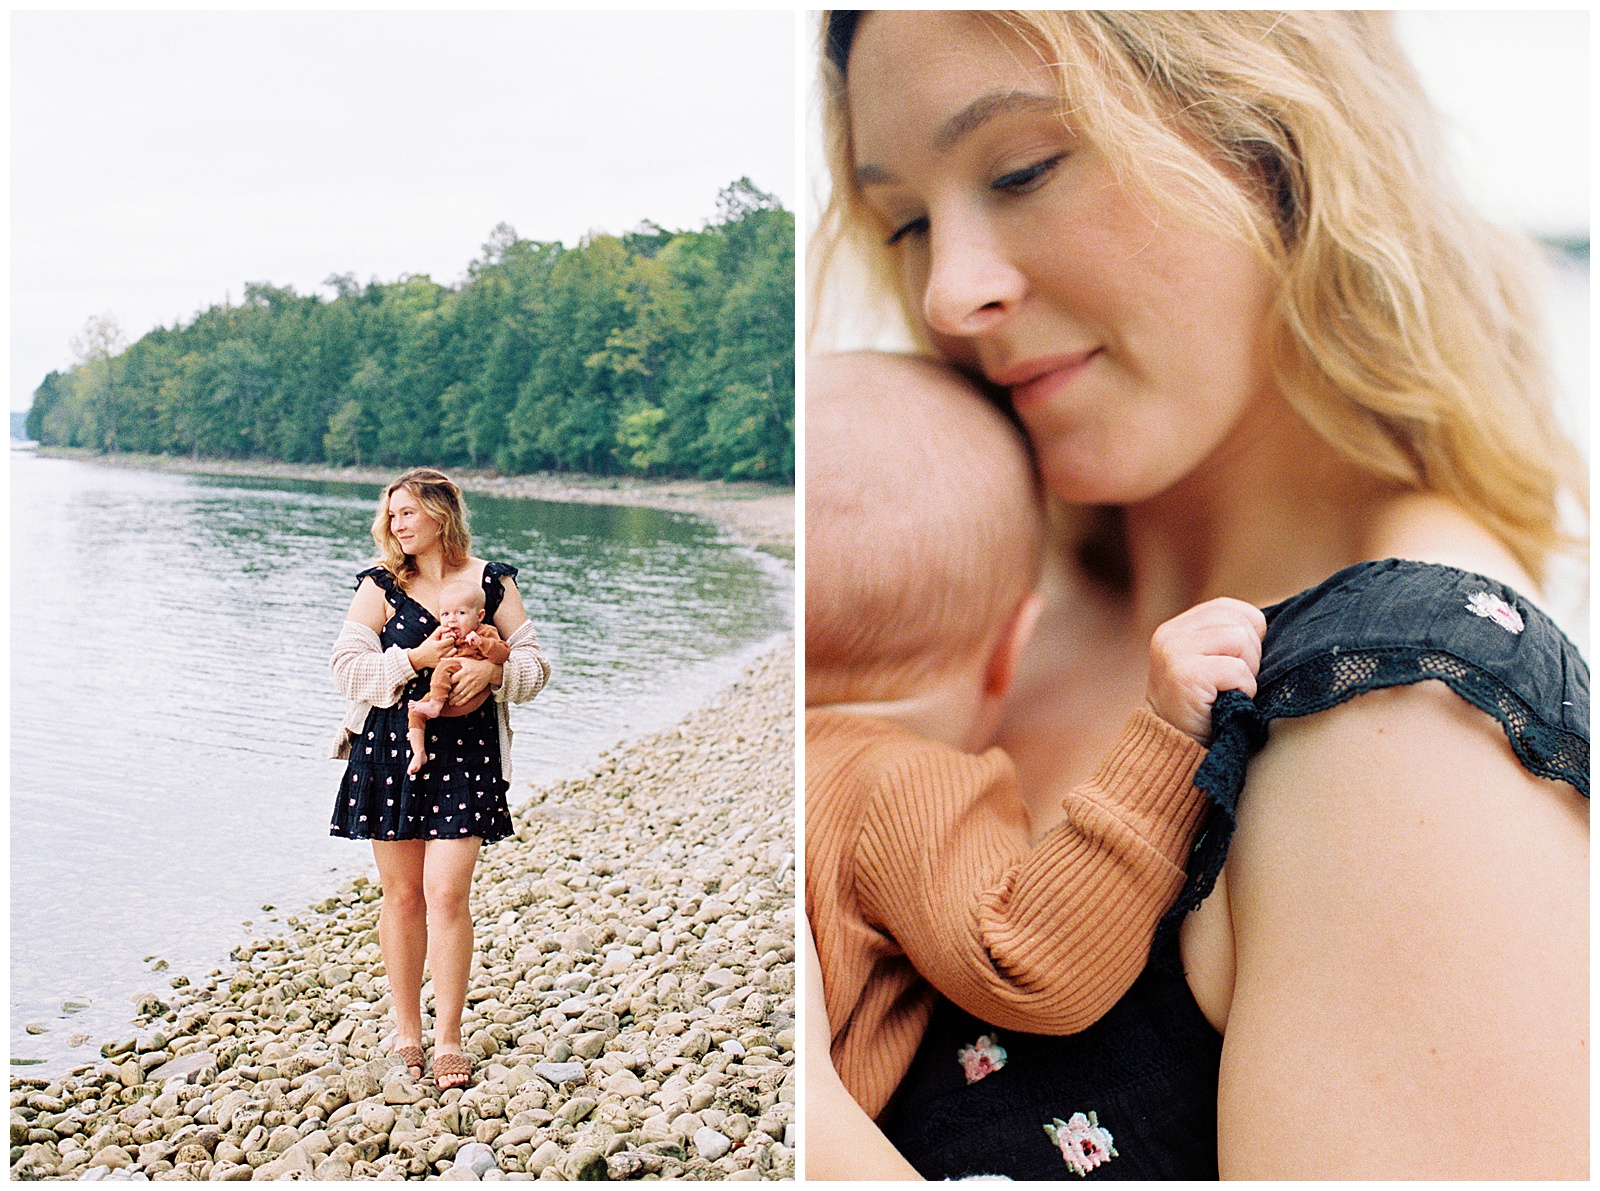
[395,1045,426,1080]
[432,1051,474,1091]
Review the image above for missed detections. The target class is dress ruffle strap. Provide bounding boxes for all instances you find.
[483,562,519,618]
[355,565,404,608]
[1164,558,1590,930]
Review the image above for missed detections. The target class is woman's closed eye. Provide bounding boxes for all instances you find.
[882,155,1067,246]
[886,215,929,246]
[992,154,1064,195]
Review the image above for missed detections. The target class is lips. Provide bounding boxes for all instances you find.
[992,349,1102,411]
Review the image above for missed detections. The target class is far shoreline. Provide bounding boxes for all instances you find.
[25,446,795,561]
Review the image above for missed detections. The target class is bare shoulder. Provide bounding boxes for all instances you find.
[1217,681,1588,1176]
[1362,493,1539,594]
[346,574,391,632]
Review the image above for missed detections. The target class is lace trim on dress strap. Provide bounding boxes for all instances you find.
[1165,646,1591,928]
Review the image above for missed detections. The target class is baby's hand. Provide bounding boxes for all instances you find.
[1145,597,1267,745]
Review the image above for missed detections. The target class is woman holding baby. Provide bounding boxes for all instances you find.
[330,467,550,1091]
[807,11,1587,1179]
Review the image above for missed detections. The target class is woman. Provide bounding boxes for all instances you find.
[330,467,550,1091]
[808,11,1587,1179]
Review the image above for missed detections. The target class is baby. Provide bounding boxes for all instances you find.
[805,353,1265,1119]
[405,581,513,775]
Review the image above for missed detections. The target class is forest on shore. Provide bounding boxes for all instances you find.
[26,179,793,482]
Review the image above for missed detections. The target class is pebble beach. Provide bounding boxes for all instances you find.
[10,643,797,1182]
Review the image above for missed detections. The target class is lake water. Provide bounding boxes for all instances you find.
[9,451,792,1076]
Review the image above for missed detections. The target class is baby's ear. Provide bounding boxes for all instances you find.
[984,589,1045,700]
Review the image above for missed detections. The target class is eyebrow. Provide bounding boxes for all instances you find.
[854,89,1062,187]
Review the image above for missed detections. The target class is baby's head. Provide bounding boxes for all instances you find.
[438,581,487,637]
[806,353,1044,743]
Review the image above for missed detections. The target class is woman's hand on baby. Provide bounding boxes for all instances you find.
[408,626,454,671]
[1146,597,1267,744]
[445,656,500,707]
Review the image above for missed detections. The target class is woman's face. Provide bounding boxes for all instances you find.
[387,486,440,557]
[846,11,1280,505]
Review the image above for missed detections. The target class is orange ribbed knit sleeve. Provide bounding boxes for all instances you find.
[853,708,1207,1035]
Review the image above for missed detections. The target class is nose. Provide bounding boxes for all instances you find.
[921,217,1027,338]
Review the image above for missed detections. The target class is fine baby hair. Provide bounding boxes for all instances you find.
[806,352,1043,708]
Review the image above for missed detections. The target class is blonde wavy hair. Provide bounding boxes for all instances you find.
[371,467,472,586]
[813,10,1585,584]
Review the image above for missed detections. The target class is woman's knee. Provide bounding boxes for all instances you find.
[381,879,427,918]
[423,876,473,926]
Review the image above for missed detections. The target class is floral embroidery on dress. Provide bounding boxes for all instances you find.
[956,1034,1007,1083]
[1465,590,1524,634]
[1044,1112,1117,1177]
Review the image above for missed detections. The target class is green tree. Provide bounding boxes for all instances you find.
[25,183,794,482]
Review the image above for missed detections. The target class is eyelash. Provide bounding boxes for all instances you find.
[883,154,1066,246]
[993,154,1064,194]
[886,216,928,246]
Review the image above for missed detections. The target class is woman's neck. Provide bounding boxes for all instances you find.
[409,548,449,585]
[1121,393,1392,632]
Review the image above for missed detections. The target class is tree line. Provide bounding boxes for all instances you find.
[27,179,794,483]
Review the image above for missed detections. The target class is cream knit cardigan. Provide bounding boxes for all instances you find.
[329,618,550,781]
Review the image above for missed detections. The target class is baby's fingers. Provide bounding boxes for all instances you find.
[1201,596,1267,640]
[1196,653,1258,700]
[1152,609,1264,672]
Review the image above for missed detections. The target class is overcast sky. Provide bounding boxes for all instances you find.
[1393,10,1587,239]
[11,10,797,411]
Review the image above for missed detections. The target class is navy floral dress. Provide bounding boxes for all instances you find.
[330,563,518,844]
[880,560,1589,1179]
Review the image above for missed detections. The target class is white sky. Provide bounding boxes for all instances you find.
[1393,11,1588,239]
[11,10,798,411]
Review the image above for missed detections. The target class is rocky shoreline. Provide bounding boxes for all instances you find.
[10,645,796,1182]
[25,449,795,561]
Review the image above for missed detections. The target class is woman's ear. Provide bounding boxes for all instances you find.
[984,589,1045,700]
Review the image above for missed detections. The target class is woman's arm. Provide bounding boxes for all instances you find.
[331,578,418,707]
[802,918,923,1181]
[1218,682,1588,1178]
[346,575,389,633]
[491,577,550,704]
[491,573,530,637]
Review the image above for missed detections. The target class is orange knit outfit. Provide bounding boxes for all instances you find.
[409,628,512,726]
[805,706,1209,1119]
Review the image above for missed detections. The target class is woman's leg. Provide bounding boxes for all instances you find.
[371,840,429,1076]
[423,837,481,1089]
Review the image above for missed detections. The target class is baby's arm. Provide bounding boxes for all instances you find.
[465,626,511,666]
[857,715,1208,1035]
[856,599,1263,1035]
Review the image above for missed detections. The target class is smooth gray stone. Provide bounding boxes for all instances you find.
[532,1062,585,1085]
[693,1128,731,1161]
[454,1141,497,1177]
[149,1049,219,1087]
